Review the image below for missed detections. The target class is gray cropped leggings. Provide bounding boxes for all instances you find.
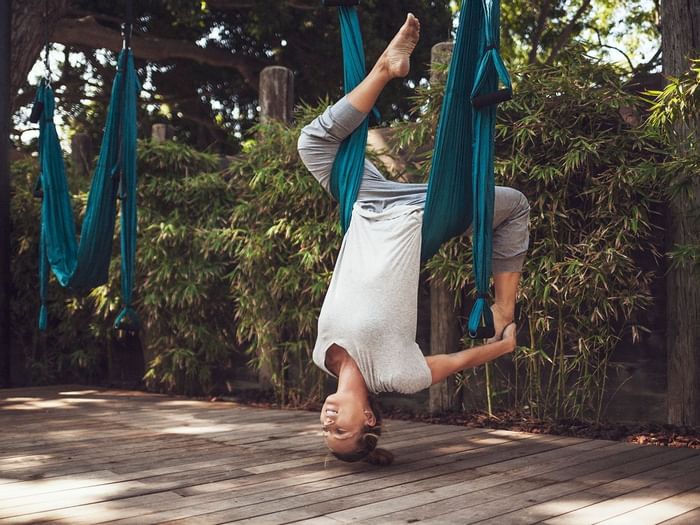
[298,97,530,273]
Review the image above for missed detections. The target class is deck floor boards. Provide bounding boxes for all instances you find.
[1,386,698,524]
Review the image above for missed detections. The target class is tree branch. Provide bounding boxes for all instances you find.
[529,0,554,64]
[206,0,317,11]
[636,45,663,75]
[546,0,593,65]
[65,7,123,25]
[53,16,267,90]
[588,25,635,72]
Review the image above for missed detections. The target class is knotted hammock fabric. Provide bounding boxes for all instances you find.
[35,49,140,331]
[329,7,370,231]
[330,1,511,338]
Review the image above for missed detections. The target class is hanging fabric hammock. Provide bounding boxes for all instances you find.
[324,0,512,339]
[32,48,140,332]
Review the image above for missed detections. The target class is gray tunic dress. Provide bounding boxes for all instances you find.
[298,97,530,394]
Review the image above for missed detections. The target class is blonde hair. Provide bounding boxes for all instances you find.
[330,396,394,466]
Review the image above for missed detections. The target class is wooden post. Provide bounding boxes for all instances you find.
[259,66,294,125]
[151,123,173,143]
[71,133,92,179]
[257,65,294,390]
[429,279,462,413]
[430,42,454,83]
[428,41,460,414]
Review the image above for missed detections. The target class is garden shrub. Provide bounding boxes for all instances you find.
[10,141,240,395]
[395,51,665,419]
[227,104,343,405]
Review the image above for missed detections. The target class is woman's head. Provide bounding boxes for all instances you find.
[320,393,394,466]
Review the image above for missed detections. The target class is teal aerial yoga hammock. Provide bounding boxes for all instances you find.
[32,48,140,331]
[325,0,512,339]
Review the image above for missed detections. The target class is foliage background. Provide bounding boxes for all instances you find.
[11,142,242,394]
[11,49,685,420]
[12,0,661,155]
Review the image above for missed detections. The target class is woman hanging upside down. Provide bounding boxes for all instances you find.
[297,13,529,466]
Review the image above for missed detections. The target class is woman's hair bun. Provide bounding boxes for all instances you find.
[365,447,394,466]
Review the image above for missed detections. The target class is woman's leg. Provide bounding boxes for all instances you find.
[423,181,529,340]
[297,13,421,194]
[491,272,521,339]
[347,13,420,112]
[490,187,530,339]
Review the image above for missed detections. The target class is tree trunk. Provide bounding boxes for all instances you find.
[10,0,70,112]
[1,0,12,387]
[661,0,700,426]
[70,133,92,179]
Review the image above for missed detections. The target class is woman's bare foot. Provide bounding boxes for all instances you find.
[487,303,513,343]
[379,13,420,79]
[501,322,517,354]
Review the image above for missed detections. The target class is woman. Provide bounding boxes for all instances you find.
[297,13,529,466]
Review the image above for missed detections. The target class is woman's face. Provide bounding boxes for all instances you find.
[320,392,376,454]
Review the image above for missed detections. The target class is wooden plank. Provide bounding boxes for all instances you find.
[1,414,335,480]
[412,449,700,525]
[0,422,271,457]
[2,442,243,482]
[130,437,590,524]
[0,396,307,423]
[541,461,700,525]
[292,518,345,525]
[5,430,539,524]
[659,507,700,524]
[171,428,529,498]
[45,433,558,524]
[173,431,550,498]
[597,486,700,525]
[0,409,312,451]
[0,492,188,525]
[0,429,508,522]
[4,386,699,525]
[0,433,205,462]
[469,447,693,525]
[0,446,315,501]
[0,479,158,519]
[503,453,700,525]
[267,441,624,525]
[1,425,488,510]
[1,439,231,475]
[346,444,700,523]
[226,440,606,525]
[241,427,481,475]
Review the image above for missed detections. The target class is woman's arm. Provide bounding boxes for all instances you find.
[425,325,516,385]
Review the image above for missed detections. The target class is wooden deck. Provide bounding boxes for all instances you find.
[1,386,699,525]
